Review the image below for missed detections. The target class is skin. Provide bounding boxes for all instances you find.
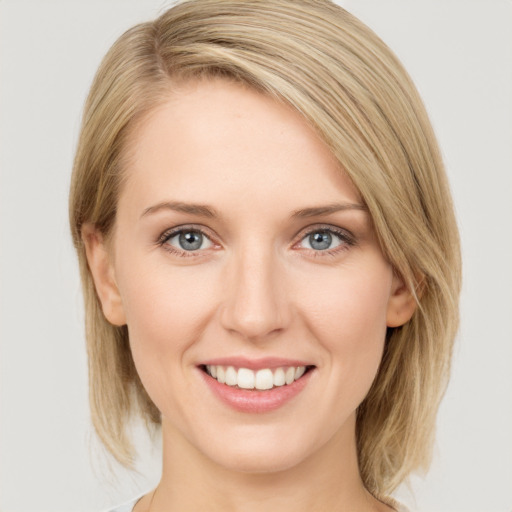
[84,78,416,512]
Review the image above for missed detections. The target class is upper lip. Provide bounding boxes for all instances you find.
[199,357,314,371]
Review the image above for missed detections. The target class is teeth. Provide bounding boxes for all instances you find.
[205,365,308,390]
[225,366,238,386]
[216,366,226,384]
[237,368,255,389]
[273,367,285,387]
[295,366,305,379]
[255,369,273,390]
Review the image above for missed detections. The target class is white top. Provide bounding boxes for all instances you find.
[108,497,142,512]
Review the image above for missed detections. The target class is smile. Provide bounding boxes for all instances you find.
[200,362,315,413]
[204,365,308,390]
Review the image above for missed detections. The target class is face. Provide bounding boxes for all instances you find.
[86,79,414,474]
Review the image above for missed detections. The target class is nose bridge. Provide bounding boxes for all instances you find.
[220,241,288,340]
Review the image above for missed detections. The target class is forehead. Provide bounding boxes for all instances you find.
[119,78,362,214]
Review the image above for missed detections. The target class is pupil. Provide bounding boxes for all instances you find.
[310,231,331,250]
[179,231,202,250]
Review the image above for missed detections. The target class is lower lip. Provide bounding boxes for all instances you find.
[199,368,313,413]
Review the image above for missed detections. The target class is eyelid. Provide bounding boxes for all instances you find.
[156,223,355,258]
[158,224,216,242]
[157,224,221,256]
[292,224,356,251]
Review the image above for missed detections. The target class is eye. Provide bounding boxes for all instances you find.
[301,230,341,251]
[164,229,213,252]
[297,227,354,253]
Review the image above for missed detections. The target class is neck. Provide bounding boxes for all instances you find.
[139,414,391,512]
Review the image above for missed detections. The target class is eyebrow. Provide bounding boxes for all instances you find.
[140,200,367,220]
[141,201,217,219]
[291,203,367,218]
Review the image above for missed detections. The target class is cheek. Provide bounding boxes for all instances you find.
[119,260,214,341]
[115,261,217,398]
[300,262,392,387]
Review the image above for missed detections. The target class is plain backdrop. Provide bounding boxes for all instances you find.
[1,1,511,511]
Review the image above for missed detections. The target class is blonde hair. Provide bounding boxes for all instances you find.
[69,0,461,498]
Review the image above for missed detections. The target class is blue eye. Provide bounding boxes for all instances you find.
[165,229,213,251]
[300,229,344,251]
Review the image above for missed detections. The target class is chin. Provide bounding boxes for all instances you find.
[213,447,307,474]
[197,427,319,475]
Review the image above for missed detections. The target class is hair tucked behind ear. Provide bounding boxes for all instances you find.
[70,0,461,497]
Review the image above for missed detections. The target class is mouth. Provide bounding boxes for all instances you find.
[200,364,315,391]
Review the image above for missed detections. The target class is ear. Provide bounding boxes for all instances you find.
[81,223,127,326]
[386,272,418,328]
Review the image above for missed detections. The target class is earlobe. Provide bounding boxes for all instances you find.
[386,273,418,328]
[81,223,127,326]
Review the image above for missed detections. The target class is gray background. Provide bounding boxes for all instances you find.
[1,1,511,510]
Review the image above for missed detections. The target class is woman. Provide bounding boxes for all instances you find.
[69,1,461,510]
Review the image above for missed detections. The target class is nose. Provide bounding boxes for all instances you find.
[219,245,290,341]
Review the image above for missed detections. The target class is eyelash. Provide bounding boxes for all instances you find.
[294,225,356,257]
[156,224,356,258]
[157,225,217,258]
